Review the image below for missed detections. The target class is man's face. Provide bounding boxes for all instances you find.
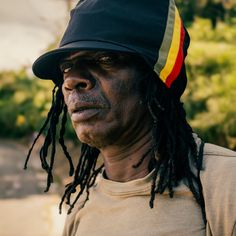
[61,51,151,148]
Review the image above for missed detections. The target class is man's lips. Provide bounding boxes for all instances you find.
[70,105,106,122]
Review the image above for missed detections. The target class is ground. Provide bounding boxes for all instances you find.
[0,139,68,236]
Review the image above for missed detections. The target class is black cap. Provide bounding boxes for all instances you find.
[33,0,190,95]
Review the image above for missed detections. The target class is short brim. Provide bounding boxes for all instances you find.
[32,41,136,82]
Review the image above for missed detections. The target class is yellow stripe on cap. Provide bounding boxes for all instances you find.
[159,6,181,83]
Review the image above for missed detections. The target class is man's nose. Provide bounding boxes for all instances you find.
[63,73,95,92]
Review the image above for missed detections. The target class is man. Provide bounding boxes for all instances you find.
[25,0,236,235]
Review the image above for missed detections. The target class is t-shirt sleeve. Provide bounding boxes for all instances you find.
[201,143,236,236]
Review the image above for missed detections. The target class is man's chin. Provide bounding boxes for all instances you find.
[75,128,117,149]
[76,130,104,149]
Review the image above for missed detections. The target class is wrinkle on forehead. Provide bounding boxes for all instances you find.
[66,50,114,60]
[67,50,93,60]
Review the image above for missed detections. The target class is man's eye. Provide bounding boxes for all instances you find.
[60,62,73,74]
[97,55,115,65]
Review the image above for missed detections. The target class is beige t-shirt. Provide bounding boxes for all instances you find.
[62,143,236,236]
[201,143,236,235]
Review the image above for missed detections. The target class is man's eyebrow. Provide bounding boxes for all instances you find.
[64,53,81,61]
[60,53,88,65]
[61,51,117,66]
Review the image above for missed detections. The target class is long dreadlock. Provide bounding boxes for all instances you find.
[143,69,206,223]
[24,54,206,223]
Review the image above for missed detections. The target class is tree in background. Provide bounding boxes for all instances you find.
[183,18,236,149]
[176,0,236,27]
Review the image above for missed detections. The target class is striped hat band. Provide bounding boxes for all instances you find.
[155,3,186,88]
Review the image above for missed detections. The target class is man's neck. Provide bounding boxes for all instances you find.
[100,129,153,182]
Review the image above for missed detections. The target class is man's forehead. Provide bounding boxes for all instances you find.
[64,50,123,60]
[65,50,96,60]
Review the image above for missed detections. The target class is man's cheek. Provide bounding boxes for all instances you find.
[63,93,74,111]
[62,90,69,105]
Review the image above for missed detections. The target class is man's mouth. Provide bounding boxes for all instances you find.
[70,106,103,122]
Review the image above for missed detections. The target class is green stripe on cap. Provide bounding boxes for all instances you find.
[154,0,175,75]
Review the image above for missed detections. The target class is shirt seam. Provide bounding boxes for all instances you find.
[101,186,152,197]
[204,153,236,157]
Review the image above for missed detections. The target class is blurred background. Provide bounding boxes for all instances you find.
[0,0,236,235]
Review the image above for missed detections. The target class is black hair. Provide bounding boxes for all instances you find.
[144,69,206,223]
[25,53,206,223]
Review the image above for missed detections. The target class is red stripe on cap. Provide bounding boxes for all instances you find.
[165,22,185,88]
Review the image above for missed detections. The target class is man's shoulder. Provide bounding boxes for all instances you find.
[202,142,236,173]
[200,142,236,191]
[204,142,236,158]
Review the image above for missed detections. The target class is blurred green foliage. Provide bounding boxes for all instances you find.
[0,70,77,140]
[183,18,236,149]
[0,70,53,138]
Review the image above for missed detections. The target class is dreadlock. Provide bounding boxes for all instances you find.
[24,83,74,191]
[25,53,206,223]
[142,69,206,224]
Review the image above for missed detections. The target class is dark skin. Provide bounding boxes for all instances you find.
[61,51,153,182]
